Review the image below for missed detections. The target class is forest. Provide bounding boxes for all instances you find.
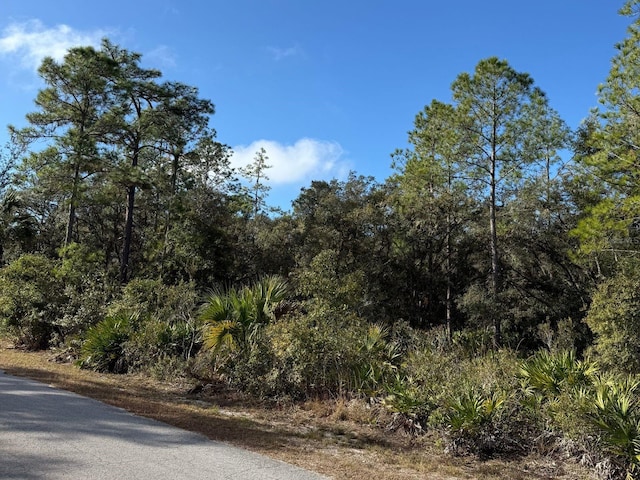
[3,2,640,479]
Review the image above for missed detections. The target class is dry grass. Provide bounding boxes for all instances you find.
[0,344,596,480]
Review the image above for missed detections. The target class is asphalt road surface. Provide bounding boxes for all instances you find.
[0,370,327,479]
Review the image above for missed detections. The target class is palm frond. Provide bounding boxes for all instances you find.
[202,320,240,352]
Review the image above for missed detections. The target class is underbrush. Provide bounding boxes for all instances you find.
[3,269,639,479]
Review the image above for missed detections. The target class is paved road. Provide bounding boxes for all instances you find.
[0,370,327,479]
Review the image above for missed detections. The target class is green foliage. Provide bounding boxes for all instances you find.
[218,333,276,397]
[214,306,405,400]
[290,175,393,323]
[109,278,198,324]
[295,249,367,314]
[392,346,532,456]
[451,327,495,358]
[518,351,640,476]
[571,3,640,275]
[0,254,63,349]
[0,189,36,263]
[106,279,200,373]
[383,375,434,423]
[56,243,116,337]
[446,388,506,434]
[78,313,133,373]
[585,272,640,373]
[518,350,598,438]
[200,275,288,354]
[583,375,640,479]
[264,310,368,398]
[397,346,517,417]
[123,315,198,375]
[537,317,592,355]
[353,324,402,395]
[519,350,598,398]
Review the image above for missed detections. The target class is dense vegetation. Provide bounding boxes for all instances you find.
[4,2,640,478]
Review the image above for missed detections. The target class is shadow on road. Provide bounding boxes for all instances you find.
[1,371,208,448]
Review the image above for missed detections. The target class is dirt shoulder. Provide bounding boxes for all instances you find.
[0,346,594,480]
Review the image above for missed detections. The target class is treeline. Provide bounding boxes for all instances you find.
[3,2,640,477]
[0,49,590,352]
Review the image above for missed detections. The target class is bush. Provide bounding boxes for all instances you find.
[518,350,597,442]
[109,278,198,324]
[124,315,199,375]
[78,313,133,373]
[200,275,288,354]
[519,350,598,398]
[214,306,403,400]
[259,310,370,399]
[56,243,117,338]
[104,279,200,374]
[0,254,64,349]
[581,374,640,479]
[585,273,640,374]
[444,387,513,457]
[352,324,401,396]
[387,345,532,455]
[220,332,277,397]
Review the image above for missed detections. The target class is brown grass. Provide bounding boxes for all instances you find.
[0,345,596,480]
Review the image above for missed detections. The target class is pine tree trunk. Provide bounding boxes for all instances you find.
[120,183,136,283]
[490,146,501,348]
[64,162,81,249]
[120,147,139,284]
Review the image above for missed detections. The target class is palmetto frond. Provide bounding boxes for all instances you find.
[199,275,288,355]
[252,275,288,324]
[202,320,240,352]
[519,350,598,398]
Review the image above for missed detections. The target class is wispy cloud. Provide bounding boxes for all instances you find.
[146,45,177,69]
[266,44,303,61]
[163,3,181,16]
[0,20,108,71]
[231,138,350,185]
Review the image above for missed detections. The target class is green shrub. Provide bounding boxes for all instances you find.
[518,350,595,438]
[352,324,401,396]
[451,328,494,358]
[519,350,598,398]
[200,275,288,354]
[537,317,592,354]
[109,278,198,324]
[518,351,640,475]
[99,279,201,373]
[582,374,640,479]
[383,375,434,434]
[124,316,199,373]
[446,388,506,432]
[206,306,404,400]
[585,273,640,373]
[391,346,532,455]
[0,254,64,349]
[443,387,513,456]
[221,333,277,397]
[264,310,370,399]
[401,347,520,415]
[78,314,133,373]
[56,243,117,338]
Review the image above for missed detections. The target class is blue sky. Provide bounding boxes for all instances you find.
[0,1,631,210]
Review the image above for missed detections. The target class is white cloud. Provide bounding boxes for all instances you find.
[0,20,107,71]
[231,138,351,185]
[266,45,303,61]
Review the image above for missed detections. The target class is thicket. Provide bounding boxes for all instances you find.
[4,3,640,478]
